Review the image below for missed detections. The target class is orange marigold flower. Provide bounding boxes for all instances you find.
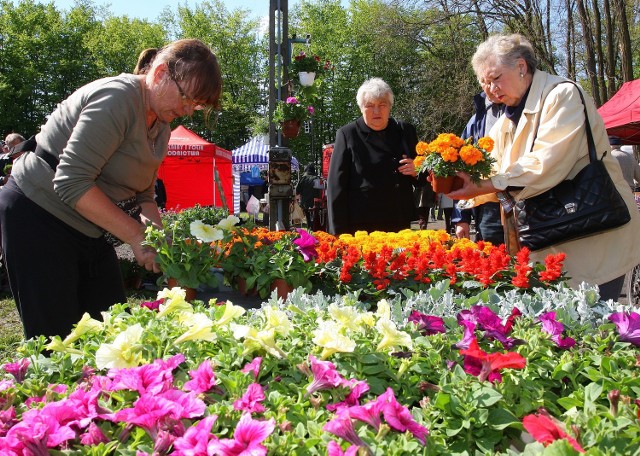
[414,155,426,168]
[459,145,483,166]
[477,136,494,152]
[440,147,459,163]
[416,141,430,155]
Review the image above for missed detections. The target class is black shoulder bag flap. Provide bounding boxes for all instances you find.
[512,82,630,251]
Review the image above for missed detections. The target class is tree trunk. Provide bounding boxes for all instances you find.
[577,0,601,106]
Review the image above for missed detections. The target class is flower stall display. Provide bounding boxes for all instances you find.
[414,133,496,193]
[3,279,640,454]
[273,96,315,138]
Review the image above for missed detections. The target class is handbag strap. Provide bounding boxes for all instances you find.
[500,81,599,211]
[530,81,598,163]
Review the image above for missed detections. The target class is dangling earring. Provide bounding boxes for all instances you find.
[520,73,524,78]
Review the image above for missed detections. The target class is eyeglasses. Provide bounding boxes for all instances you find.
[171,77,205,111]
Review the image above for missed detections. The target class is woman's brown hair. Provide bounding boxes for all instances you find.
[154,38,223,111]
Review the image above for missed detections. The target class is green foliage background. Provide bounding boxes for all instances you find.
[1,0,639,169]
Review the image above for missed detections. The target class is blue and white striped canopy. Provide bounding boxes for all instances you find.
[231,136,299,172]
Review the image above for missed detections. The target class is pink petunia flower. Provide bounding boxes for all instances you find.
[3,358,29,383]
[79,422,109,445]
[184,360,218,394]
[539,312,576,349]
[609,311,640,346]
[108,353,185,396]
[172,415,218,455]
[208,412,275,456]
[378,388,429,445]
[140,299,163,311]
[109,389,205,439]
[348,399,384,431]
[327,379,370,412]
[233,383,266,414]
[323,408,368,448]
[327,440,359,456]
[293,228,319,262]
[306,355,350,395]
[408,311,446,335]
[241,357,263,380]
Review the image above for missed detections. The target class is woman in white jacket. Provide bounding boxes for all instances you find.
[448,33,640,301]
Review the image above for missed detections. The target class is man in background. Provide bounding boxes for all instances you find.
[610,136,640,190]
[296,164,322,228]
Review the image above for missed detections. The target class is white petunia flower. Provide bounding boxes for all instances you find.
[175,312,217,344]
[217,215,241,231]
[95,324,144,370]
[190,220,224,242]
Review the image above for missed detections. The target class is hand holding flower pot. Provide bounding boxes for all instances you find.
[414,133,496,193]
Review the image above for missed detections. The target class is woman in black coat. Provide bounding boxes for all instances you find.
[327,78,419,235]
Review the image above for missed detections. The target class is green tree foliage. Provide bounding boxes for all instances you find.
[170,0,266,151]
[84,15,167,76]
[1,0,639,163]
[0,0,100,136]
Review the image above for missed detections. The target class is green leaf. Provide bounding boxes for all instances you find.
[583,382,604,414]
[488,408,520,430]
[472,386,503,407]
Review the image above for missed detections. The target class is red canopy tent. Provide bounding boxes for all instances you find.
[158,126,233,212]
[597,79,640,145]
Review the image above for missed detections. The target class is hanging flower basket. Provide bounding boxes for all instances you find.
[281,119,301,139]
[298,71,316,87]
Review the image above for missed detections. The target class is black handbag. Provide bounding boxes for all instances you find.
[511,82,631,251]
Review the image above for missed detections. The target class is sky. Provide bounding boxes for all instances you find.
[26,0,285,21]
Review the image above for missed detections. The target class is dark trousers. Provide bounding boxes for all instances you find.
[0,179,125,339]
[599,275,625,302]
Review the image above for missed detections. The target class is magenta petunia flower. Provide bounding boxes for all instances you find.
[327,379,370,412]
[609,311,640,346]
[306,355,350,395]
[378,388,429,445]
[348,398,384,431]
[110,389,205,439]
[184,360,217,394]
[539,312,576,349]
[108,353,185,396]
[286,96,299,104]
[0,407,17,437]
[233,383,266,414]
[293,228,319,262]
[208,412,275,456]
[323,408,368,448]
[327,440,359,456]
[457,306,522,349]
[3,358,29,383]
[453,320,477,349]
[241,357,263,380]
[140,299,162,311]
[408,311,446,335]
[79,422,109,445]
[172,415,218,455]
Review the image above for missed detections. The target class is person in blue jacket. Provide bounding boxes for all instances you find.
[452,85,505,245]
